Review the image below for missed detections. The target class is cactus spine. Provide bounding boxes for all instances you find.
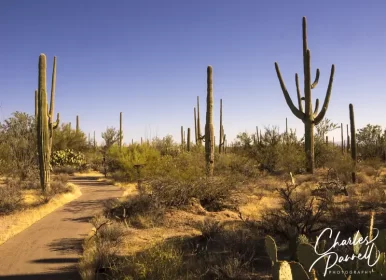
[37,54,59,193]
[205,66,214,176]
[187,128,191,151]
[119,112,123,148]
[76,115,79,133]
[275,17,335,173]
[349,104,357,183]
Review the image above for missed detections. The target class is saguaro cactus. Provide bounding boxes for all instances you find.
[94,131,96,148]
[350,104,357,183]
[119,112,123,148]
[274,17,335,173]
[197,96,203,145]
[187,128,191,151]
[205,66,215,176]
[219,99,225,153]
[194,107,198,144]
[37,54,59,193]
[347,124,350,152]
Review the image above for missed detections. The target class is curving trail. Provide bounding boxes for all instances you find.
[0,175,123,280]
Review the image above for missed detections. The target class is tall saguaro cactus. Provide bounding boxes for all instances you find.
[274,17,335,173]
[119,112,123,148]
[205,66,215,176]
[187,128,191,151]
[219,99,225,153]
[197,96,203,145]
[350,104,357,183]
[37,54,59,193]
[194,107,198,144]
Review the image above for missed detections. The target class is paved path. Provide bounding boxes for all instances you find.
[0,175,123,280]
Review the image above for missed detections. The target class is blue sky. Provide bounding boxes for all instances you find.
[1,1,386,145]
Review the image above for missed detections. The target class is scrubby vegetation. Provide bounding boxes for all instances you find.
[3,15,386,280]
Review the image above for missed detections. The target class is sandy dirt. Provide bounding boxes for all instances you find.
[0,175,123,280]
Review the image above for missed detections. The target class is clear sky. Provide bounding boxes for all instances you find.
[1,0,386,145]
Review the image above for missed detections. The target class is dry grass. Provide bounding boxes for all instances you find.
[0,183,81,246]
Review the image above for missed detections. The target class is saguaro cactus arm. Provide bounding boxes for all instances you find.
[313,98,319,116]
[314,64,335,125]
[311,68,320,89]
[295,73,304,113]
[275,63,305,120]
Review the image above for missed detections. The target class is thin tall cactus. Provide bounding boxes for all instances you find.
[197,96,203,145]
[274,17,335,173]
[194,107,198,144]
[119,112,123,148]
[350,104,357,183]
[37,54,59,193]
[347,124,350,152]
[205,66,214,176]
[219,99,225,153]
[187,128,191,151]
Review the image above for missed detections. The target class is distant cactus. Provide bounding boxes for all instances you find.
[205,66,214,176]
[349,104,357,183]
[181,125,184,150]
[197,96,203,145]
[194,107,198,144]
[119,112,123,148]
[37,54,59,193]
[275,17,335,173]
[219,99,225,153]
[187,128,191,151]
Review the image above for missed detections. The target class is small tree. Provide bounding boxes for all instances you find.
[0,112,37,180]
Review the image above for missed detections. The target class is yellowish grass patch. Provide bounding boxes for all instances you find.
[0,183,82,246]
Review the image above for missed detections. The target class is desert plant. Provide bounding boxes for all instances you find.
[274,16,335,173]
[205,66,215,176]
[36,54,60,193]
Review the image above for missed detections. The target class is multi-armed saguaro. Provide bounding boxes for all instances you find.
[205,66,214,176]
[37,54,60,193]
[274,17,335,173]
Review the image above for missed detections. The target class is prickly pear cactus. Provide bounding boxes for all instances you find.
[265,235,278,266]
[353,230,363,255]
[297,243,326,277]
[272,261,293,280]
[289,261,310,279]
